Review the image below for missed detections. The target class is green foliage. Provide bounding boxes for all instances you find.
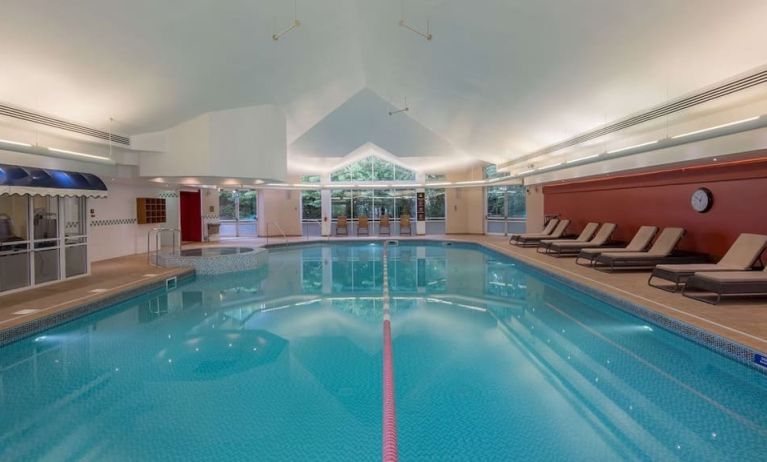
[330,156,415,182]
[301,190,321,219]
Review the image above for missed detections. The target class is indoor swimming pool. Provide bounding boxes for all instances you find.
[1,241,767,461]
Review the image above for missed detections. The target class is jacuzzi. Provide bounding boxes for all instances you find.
[157,246,267,275]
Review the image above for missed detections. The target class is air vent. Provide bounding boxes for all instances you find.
[0,104,130,146]
[504,68,767,166]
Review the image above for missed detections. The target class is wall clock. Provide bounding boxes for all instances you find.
[690,187,713,213]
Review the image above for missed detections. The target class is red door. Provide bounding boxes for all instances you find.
[179,190,202,242]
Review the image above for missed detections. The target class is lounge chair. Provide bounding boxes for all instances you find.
[540,223,617,257]
[513,220,570,247]
[379,215,391,235]
[593,227,707,271]
[336,216,348,235]
[509,218,559,244]
[400,214,412,235]
[537,222,600,254]
[682,267,767,304]
[648,233,767,292]
[575,226,658,266]
[357,215,370,235]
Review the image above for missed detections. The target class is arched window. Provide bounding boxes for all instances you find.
[330,156,415,182]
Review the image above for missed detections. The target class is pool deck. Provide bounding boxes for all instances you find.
[1,234,766,356]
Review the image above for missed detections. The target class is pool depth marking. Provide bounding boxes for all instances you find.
[382,242,399,462]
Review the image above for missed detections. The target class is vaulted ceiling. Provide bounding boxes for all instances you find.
[2,0,767,172]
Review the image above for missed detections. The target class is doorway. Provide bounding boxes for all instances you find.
[179,190,202,242]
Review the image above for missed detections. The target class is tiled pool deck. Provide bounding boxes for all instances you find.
[1,235,766,367]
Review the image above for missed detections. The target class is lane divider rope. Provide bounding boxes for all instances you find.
[382,241,398,462]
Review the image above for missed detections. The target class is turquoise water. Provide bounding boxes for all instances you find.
[2,241,767,461]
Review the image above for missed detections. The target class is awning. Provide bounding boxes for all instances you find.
[0,163,108,198]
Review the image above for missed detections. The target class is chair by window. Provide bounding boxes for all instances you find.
[400,214,412,235]
[336,216,349,235]
[358,216,370,235]
[380,215,390,235]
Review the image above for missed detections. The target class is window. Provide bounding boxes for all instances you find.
[394,189,415,218]
[330,156,415,183]
[219,190,236,220]
[63,197,87,278]
[425,188,445,219]
[372,189,394,219]
[483,164,509,180]
[352,189,373,218]
[219,189,257,237]
[0,195,30,292]
[32,196,60,284]
[301,190,321,219]
[300,175,321,183]
[486,186,506,218]
[331,190,352,218]
[507,185,526,218]
[238,190,257,221]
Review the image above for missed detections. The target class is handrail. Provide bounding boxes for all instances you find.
[266,222,287,245]
[147,227,181,266]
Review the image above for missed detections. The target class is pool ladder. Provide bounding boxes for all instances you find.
[147,227,181,266]
[266,222,288,245]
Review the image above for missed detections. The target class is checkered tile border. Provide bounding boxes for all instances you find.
[0,271,195,347]
[90,218,137,227]
[159,191,178,198]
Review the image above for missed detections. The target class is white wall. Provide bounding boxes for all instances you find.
[88,182,179,262]
[136,105,287,182]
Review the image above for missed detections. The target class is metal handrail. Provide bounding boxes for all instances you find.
[147,227,181,266]
[266,222,287,245]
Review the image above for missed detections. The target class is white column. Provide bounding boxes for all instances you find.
[321,189,332,236]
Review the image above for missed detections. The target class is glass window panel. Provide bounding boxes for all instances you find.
[352,189,373,218]
[301,190,321,219]
[394,165,416,181]
[0,244,30,292]
[65,244,87,278]
[372,157,394,181]
[394,189,415,218]
[352,157,374,182]
[507,185,526,218]
[63,197,86,237]
[300,175,321,183]
[238,190,257,220]
[372,189,394,219]
[425,188,445,219]
[426,173,446,181]
[0,195,29,242]
[32,196,59,240]
[330,165,352,182]
[331,190,352,218]
[486,186,506,218]
[34,248,60,284]
[219,190,236,220]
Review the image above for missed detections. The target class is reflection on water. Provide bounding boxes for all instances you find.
[1,241,766,461]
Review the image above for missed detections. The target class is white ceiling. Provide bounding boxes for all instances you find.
[2,0,767,171]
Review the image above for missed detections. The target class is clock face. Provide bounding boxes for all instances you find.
[691,188,713,213]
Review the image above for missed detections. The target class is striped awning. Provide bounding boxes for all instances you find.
[0,163,108,198]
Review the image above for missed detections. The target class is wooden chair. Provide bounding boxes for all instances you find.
[400,214,412,235]
[336,216,348,235]
[379,215,390,235]
[357,215,370,235]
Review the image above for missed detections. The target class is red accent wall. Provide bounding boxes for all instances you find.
[543,157,767,257]
[179,190,202,242]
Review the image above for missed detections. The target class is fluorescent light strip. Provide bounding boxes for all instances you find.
[606,140,658,154]
[454,180,485,185]
[517,169,536,175]
[566,154,600,164]
[265,183,285,187]
[48,147,111,161]
[539,162,563,170]
[0,138,32,147]
[671,116,760,139]
[426,182,452,186]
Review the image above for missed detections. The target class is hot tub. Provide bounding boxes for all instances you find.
[157,246,267,275]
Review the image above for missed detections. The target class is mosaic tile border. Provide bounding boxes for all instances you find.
[157,248,268,275]
[90,217,137,227]
[0,270,195,347]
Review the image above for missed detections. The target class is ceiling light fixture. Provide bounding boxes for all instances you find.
[671,116,760,139]
[48,147,112,161]
[272,0,301,41]
[518,169,536,175]
[539,162,563,170]
[454,180,485,185]
[399,0,432,40]
[606,140,658,154]
[566,154,600,164]
[427,182,452,186]
[0,138,32,147]
[389,97,409,116]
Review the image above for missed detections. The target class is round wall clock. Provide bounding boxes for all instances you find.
[690,187,713,213]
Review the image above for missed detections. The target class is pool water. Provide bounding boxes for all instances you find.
[1,241,767,461]
[179,246,254,257]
